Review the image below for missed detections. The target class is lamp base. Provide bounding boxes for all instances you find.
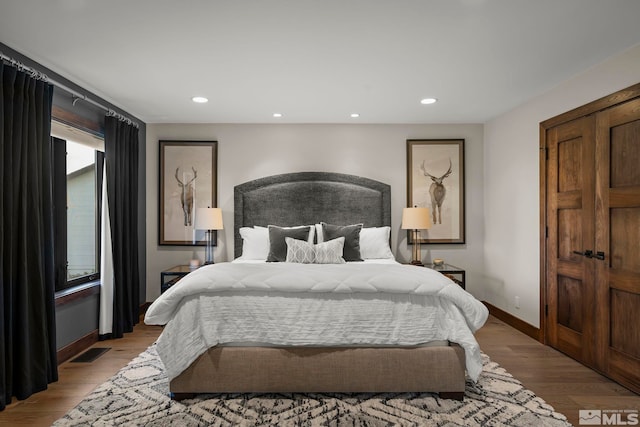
[204,230,214,265]
[411,229,423,266]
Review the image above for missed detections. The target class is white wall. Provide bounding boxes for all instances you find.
[483,43,640,327]
[145,123,484,301]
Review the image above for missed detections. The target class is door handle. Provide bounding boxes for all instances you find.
[595,251,605,260]
[573,250,594,258]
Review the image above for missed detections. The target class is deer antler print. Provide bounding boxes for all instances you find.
[175,166,198,226]
[421,159,452,224]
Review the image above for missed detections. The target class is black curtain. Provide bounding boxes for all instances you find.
[104,115,139,338]
[0,63,57,410]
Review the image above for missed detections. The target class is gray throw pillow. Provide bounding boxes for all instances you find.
[321,222,363,261]
[267,225,311,262]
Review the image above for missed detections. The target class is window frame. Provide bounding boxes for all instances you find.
[52,135,104,292]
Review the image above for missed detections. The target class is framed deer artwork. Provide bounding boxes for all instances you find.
[406,139,465,244]
[159,140,218,246]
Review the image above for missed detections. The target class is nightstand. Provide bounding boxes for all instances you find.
[161,265,196,293]
[423,263,465,289]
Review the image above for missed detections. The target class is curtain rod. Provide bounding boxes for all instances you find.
[0,51,139,128]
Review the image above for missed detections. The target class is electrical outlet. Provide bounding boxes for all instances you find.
[515,296,520,309]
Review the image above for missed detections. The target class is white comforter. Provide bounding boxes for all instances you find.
[145,262,489,381]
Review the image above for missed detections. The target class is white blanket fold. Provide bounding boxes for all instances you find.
[145,262,488,382]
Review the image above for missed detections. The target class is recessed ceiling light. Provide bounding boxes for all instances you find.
[273,113,283,118]
[192,96,208,103]
[420,98,437,105]
[350,113,360,118]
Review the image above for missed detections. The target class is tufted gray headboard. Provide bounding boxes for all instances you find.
[233,172,391,259]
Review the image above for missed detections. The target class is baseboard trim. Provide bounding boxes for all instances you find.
[57,330,98,365]
[482,301,542,342]
[57,303,152,365]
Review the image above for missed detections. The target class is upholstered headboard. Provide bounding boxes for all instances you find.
[233,172,391,259]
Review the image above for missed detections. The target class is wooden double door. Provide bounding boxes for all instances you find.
[544,89,640,393]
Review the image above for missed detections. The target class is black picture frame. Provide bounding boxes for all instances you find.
[407,139,465,244]
[159,140,218,246]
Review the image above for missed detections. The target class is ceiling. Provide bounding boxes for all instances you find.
[1,0,640,124]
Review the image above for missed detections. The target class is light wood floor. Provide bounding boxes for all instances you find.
[0,322,162,426]
[0,315,638,426]
[475,316,639,426]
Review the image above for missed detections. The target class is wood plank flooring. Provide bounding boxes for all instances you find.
[0,315,637,426]
[0,322,162,426]
[475,316,640,426]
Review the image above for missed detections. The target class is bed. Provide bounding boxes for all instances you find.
[145,172,488,401]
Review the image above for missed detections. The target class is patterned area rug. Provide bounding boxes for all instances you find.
[54,345,570,426]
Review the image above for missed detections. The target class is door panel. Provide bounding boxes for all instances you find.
[557,276,583,332]
[558,136,583,192]
[610,290,640,359]
[610,208,640,272]
[546,117,596,365]
[558,209,582,262]
[594,99,640,392]
[610,122,640,188]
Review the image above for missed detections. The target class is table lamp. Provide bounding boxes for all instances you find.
[195,207,224,264]
[401,206,431,266]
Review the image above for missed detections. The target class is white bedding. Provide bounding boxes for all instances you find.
[145,262,489,382]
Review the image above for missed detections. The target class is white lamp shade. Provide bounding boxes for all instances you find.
[194,207,224,230]
[401,207,431,230]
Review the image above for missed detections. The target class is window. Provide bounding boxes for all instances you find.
[52,122,104,292]
[66,141,98,281]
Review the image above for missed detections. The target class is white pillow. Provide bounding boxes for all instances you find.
[359,226,394,259]
[239,226,269,260]
[285,236,346,264]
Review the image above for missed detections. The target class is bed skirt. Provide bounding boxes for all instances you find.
[170,343,466,401]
